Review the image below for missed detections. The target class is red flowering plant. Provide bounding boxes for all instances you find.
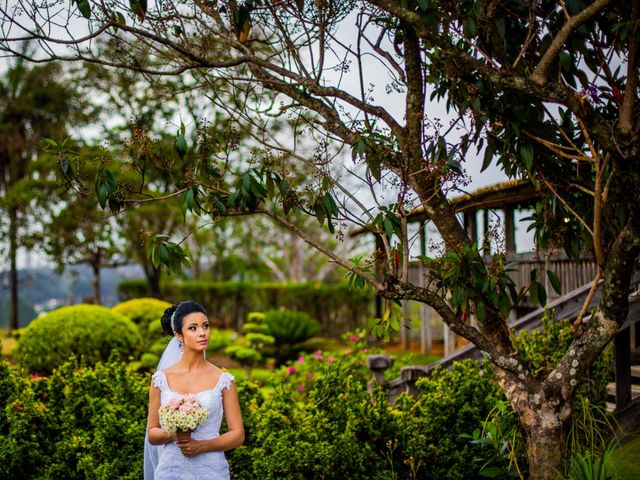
[273,329,380,400]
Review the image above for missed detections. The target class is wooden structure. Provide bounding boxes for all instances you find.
[358,179,639,415]
[354,180,597,355]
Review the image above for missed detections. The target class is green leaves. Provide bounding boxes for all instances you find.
[463,17,477,38]
[519,143,534,172]
[547,270,562,295]
[344,255,373,290]
[181,186,201,219]
[351,134,392,182]
[312,191,339,233]
[227,169,268,211]
[481,142,495,173]
[529,281,547,308]
[418,0,431,11]
[146,234,190,273]
[368,207,401,242]
[94,164,117,211]
[129,0,147,22]
[423,244,520,323]
[175,123,187,159]
[75,0,91,19]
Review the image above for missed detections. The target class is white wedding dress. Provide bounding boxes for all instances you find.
[151,370,235,480]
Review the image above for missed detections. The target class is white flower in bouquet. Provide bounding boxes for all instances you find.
[158,394,209,434]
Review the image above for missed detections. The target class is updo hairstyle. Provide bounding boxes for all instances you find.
[161,300,207,336]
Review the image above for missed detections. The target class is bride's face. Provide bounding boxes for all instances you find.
[178,312,210,352]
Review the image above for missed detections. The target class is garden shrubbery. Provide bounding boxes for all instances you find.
[0,350,148,480]
[1,333,503,480]
[263,309,321,364]
[118,280,372,334]
[14,305,142,374]
[227,334,503,479]
[1,309,616,479]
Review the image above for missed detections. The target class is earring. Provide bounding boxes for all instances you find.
[178,340,183,352]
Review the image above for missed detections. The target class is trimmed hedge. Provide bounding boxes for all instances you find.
[14,305,142,374]
[117,280,373,335]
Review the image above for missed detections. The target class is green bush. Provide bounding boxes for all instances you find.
[2,330,505,480]
[207,328,236,354]
[0,355,149,480]
[14,305,142,374]
[514,309,612,402]
[228,337,502,480]
[263,309,321,364]
[111,297,171,347]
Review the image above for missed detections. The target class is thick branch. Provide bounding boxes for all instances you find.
[531,0,613,85]
[619,0,639,135]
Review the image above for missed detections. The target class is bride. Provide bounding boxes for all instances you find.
[144,301,244,480]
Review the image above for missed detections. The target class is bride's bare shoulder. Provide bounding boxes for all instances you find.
[205,361,223,374]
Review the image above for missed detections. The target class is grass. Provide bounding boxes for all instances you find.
[609,432,640,479]
[0,328,17,358]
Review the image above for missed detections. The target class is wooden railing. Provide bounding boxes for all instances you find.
[500,252,597,304]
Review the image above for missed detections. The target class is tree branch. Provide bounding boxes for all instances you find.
[619,0,639,134]
[531,0,613,85]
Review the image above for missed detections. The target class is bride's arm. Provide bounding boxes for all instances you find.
[176,382,245,456]
[147,384,174,445]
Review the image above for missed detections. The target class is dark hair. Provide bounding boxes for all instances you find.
[161,301,207,336]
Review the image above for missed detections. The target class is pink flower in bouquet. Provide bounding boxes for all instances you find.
[297,385,305,391]
[349,336,358,342]
[159,394,208,434]
[314,350,322,359]
[327,356,335,363]
[298,356,304,363]
[307,373,313,379]
[287,366,296,374]
[344,349,352,355]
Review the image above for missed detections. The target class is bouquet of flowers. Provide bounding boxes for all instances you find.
[158,394,209,434]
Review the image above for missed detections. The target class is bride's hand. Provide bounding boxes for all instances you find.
[176,433,202,457]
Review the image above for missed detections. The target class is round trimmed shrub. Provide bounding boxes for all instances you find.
[14,305,142,374]
[111,297,171,339]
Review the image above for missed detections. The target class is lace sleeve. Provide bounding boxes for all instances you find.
[151,370,167,391]
[218,372,235,392]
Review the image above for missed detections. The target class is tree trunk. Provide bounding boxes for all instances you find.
[91,259,101,305]
[147,265,162,298]
[9,205,19,331]
[525,420,565,479]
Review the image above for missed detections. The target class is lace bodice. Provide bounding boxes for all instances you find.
[151,370,235,480]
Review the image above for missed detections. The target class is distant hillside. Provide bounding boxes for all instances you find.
[0,264,144,328]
